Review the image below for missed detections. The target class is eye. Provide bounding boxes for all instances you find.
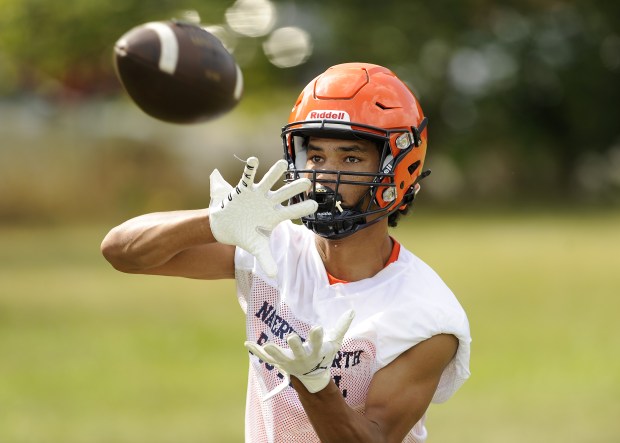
[344,156,361,163]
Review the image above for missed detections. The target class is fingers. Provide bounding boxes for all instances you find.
[306,326,325,358]
[256,159,288,191]
[277,200,318,221]
[245,340,290,365]
[307,326,324,348]
[270,177,312,202]
[238,157,259,189]
[246,338,292,402]
[244,341,277,365]
[209,169,233,201]
[331,309,355,342]
[286,333,305,357]
[263,342,293,362]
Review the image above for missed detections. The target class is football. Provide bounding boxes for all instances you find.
[113,20,243,124]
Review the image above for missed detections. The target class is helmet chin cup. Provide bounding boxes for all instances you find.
[304,185,368,239]
[303,209,366,239]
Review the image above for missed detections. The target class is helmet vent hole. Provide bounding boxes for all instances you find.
[375,101,396,110]
[408,160,421,175]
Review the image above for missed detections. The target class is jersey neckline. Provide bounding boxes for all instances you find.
[326,238,401,285]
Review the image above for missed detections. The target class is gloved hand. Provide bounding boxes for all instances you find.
[245,309,355,400]
[209,157,317,278]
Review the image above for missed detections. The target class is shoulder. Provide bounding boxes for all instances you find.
[389,245,470,329]
[384,244,472,402]
[390,245,466,316]
[358,243,470,380]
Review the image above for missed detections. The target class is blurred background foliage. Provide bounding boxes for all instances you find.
[0,0,618,223]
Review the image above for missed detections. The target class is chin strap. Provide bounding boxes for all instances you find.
[399,169,431,210]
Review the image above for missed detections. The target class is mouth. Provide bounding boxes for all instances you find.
[307,186,345,213]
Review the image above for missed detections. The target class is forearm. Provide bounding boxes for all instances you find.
[101,209,214,272]
[292,377,384,443]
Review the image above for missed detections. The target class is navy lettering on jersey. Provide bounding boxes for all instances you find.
[255,301,297,339]
[257,332,269,346]
[333,375,348,398]
[255,300,274,322]
[332,350,365,369]
[253,299,365,392]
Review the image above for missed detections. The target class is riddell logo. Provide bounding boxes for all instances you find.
[307,110,350,121]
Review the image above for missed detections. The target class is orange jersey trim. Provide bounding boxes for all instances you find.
[327,239,401,285]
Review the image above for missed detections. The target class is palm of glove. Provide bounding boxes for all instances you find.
[209,157,317,278]
[245,309,355,398]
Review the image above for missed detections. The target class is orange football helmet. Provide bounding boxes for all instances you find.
[281,62,429,239]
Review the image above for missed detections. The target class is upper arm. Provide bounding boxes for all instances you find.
[364,334,459,443]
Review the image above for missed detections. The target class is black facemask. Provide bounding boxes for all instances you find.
[304,185,368,239]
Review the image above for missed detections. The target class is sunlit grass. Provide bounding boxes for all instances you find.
[1,210,619,443]
[0,226,247,443]
[406,210,620,443]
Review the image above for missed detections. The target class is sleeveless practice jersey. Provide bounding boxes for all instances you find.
[235,221,471,443]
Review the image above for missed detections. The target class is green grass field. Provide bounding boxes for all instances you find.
[1,210,619,443]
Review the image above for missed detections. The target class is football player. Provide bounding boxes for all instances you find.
[101,63,471,443]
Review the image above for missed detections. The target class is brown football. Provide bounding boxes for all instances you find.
[113,20,243,124]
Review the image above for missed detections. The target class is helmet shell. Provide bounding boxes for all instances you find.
[285,63,427,209]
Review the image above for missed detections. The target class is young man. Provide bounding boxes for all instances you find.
[101,63,471,443]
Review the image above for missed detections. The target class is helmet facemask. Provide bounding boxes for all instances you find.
[282,119,425,239]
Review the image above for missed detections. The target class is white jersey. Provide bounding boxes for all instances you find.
[234,221,471,443]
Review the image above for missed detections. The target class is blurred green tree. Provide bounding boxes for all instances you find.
[0,0,618,206]
[0,0,219,96]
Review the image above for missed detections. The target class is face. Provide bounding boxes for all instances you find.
[304,137,381,208]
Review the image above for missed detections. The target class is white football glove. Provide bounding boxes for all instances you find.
[245,309,355,400]
[209,157,317,278]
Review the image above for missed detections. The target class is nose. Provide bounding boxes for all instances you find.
[309,164,339,188]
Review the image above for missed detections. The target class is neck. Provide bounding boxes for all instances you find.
[315,221,393,282]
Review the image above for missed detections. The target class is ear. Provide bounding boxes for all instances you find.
[398,183,421,210]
